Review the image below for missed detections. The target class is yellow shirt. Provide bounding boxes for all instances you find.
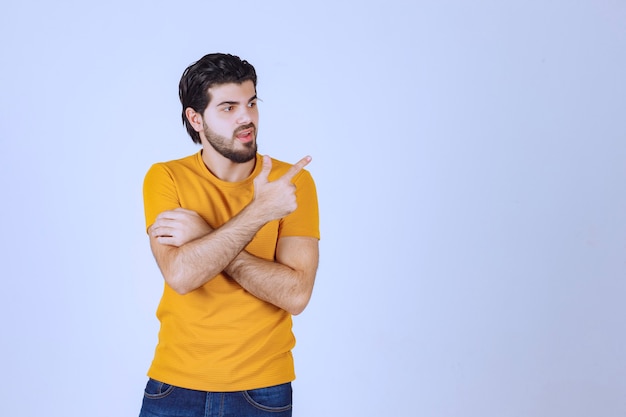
[143,151,320,391]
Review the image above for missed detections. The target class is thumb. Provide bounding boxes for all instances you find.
[258,155,272,180]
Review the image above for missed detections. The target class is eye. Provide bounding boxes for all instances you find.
[247,101,257,108]
[223,106,233,112]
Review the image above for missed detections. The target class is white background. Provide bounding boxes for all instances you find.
[1,1,625,416]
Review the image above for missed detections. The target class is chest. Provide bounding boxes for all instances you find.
[176,176,279,261]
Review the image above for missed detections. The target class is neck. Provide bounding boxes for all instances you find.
[201,146,256,182]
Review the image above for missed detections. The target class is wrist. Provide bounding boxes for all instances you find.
[242,200,272,228]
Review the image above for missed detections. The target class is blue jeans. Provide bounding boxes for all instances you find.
[139,378,292,417]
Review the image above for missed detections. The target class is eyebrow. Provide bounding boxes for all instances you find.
[215,95,258,107]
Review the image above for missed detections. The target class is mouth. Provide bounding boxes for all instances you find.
[234,126,255,143]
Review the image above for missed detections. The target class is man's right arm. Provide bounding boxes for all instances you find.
[148,205,266,294]
[148,155,311,294]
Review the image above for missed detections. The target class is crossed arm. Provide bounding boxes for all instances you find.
[148,156,319,315]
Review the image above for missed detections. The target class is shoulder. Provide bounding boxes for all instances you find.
[145,152,202,178]
[148,152,200,171]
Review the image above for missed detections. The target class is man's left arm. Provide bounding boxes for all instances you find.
[225,236,319,315]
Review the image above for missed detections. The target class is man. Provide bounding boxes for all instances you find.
[138,53,320,417]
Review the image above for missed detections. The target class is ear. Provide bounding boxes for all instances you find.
[185,107,204,133]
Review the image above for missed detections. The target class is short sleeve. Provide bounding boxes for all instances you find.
[278,169,320,239]
[143,163,181,231]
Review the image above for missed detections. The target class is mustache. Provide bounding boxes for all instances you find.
[234,123,256,135]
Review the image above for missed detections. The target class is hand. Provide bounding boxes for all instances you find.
[252,155,311,223]
[149,208,213,247]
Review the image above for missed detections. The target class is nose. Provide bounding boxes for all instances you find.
[236,106,253,124]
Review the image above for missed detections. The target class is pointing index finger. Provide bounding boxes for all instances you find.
[282,155,312,182]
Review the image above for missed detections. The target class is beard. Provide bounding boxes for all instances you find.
[203,122,257,163]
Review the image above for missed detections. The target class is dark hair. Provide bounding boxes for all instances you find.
[179,53,257,144]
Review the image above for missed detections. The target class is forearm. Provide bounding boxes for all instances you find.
[225,253,308,315]
[155,205,268,294]
[225,236,319,315]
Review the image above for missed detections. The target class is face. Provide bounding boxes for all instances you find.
[200,80,259,163]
